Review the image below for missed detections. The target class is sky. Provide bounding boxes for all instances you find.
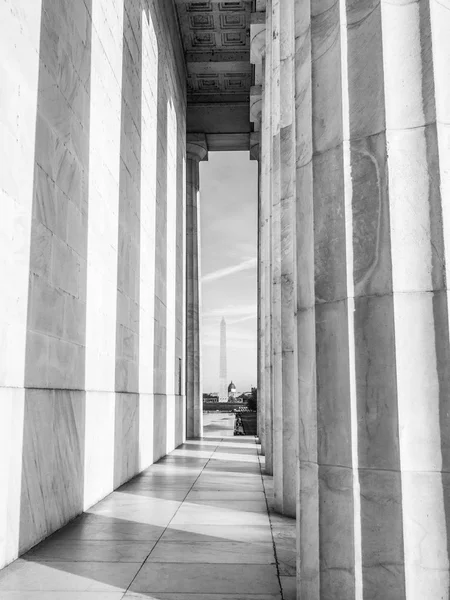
[199,151,258,394]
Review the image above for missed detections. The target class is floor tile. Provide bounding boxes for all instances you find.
[129,563,280,594]
[0,560,140,592]
[117,486,188,500]
[125,594,281,599]
[161,524,273,544]
[23,540,156,563]
[0,414,286,600]
[170,504,269,526]
[185,491,266,501]
[0,594,124,599]
[191,481,263,492]
[85,503,178,527]
[52,521,164,542]
[183,499,267,513]
[145,541,275,564]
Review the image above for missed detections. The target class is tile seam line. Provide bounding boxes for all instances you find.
[258,447,285,600]
[122,438,221,595]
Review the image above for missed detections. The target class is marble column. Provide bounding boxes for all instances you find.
[294,0,318,595]
[273,0,297,518]
[342,1,450,597]
[251,8,267,456]
[258,0,450,597]
[263,1,274,476]
[381,4,449,597]
[343,2,401,597]
[270,0,285,510]
[186,134,207,439]
[311,0,356,595]
[251,133,265,450]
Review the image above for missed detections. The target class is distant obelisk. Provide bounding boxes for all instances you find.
[219,317,228,402]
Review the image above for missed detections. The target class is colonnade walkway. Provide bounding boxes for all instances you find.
[0,414,296,599]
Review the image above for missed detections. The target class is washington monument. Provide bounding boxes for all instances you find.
[219,318,228,402]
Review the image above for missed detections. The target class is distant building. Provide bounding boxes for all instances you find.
[228,381,238,401]
[203,393,219,403]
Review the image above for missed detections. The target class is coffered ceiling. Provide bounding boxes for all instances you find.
[174,0,254,150]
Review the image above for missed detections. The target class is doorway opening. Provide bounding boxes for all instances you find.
[199,152,258,437]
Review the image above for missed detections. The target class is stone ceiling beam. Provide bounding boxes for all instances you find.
[176,0,252,3]
[188,94,250,104]
[186,51,250,63]
[188,102,250,133]
[187,61,251,74]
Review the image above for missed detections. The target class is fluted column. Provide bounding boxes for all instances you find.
[311,0,356,595]
[381,3,449,597]
[294,0,318,595]
[342,2,402,597]
[186,134,208,439]
[263,0,274,476]
[250,132,265,449]
[270,0,285,511]
[251,10,266,454]
[272,0,297,518]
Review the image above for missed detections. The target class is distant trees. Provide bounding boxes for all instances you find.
[247,387,257,412]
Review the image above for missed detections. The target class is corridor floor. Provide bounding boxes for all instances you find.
[0,413,296,599]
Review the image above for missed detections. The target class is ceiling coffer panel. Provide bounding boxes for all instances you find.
[175,0,252,104]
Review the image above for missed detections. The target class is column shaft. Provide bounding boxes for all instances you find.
[276,0,297,518]
[271,0,284,503]
[381,3,449,596]
[264,0,274,476]
[186,155,203,439]
[294,0,318,594]
[311,0,355,595]
[256,151,266,452]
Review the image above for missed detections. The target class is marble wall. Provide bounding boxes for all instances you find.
[0,0,186,569]
[255,0,450,597]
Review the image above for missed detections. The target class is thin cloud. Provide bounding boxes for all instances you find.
[201,257,257,284]
[228,314,257,325]
[203,304,257,318]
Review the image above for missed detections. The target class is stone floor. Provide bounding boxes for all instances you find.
[0,413,296,599]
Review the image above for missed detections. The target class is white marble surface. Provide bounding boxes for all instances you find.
[0,0,42,572]
[278,0,297,519]
[185,139,206,439]
[0,434,283,597]
[0,0,188,571]
[139,8,158,396]
[165,98,178,397]
[0,390,25,569]
[85,0,123,393]
[84,392,115,511]
[0,0,42,388]
[263,3,274,476]
[138,393,155,471]
[250,11,266,65]
[20,390,85,556]
[270,0,283,509]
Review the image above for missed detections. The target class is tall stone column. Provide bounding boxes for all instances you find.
[186,134,208,439]
[270,0,284,509]
[310,0,356,596]
[251,10,266,453]
[343,2,402,597]
[250,133,264,449]
[253,3,273,473]
[381,4,448,597]
[264,3,274,476]
[294,0,318,595]
[340,1,450,597]
[275,0,297,518]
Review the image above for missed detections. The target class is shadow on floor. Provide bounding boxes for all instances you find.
[0,422,295,599]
